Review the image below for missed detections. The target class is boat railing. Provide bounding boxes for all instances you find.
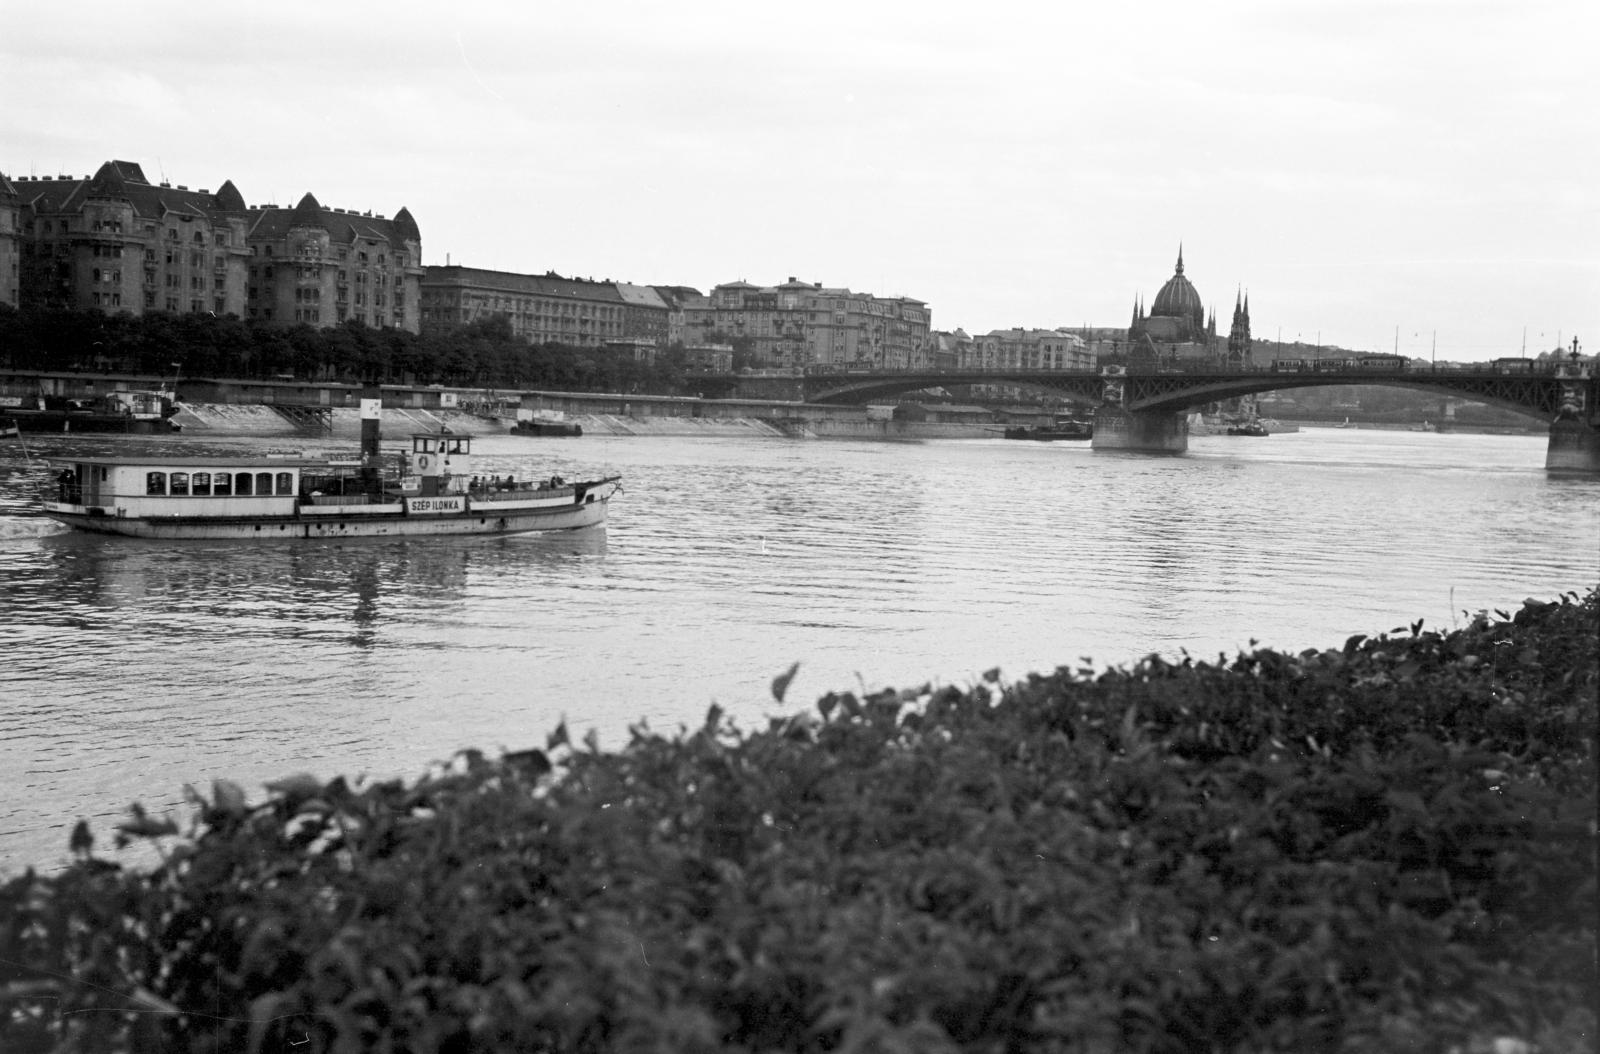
[472,483,574,502]
[306,493,376,507]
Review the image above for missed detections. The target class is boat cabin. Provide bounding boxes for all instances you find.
[47,455,323,518]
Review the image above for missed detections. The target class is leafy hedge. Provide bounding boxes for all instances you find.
[3,591,1595,1053]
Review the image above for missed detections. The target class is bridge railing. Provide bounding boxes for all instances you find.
[796,359,1591,379]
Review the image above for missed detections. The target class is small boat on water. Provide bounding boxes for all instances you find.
[1226,420,1270,437]
[1,389,181,434]
[38,397,620,540]
[511,410,583,437]
[1002,417,1093,441]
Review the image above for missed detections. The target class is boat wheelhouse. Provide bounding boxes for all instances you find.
[40,430,620,540]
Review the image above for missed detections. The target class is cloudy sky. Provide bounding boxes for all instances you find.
[3,0,1594,357]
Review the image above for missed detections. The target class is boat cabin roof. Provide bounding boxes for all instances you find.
[46,454,336,469]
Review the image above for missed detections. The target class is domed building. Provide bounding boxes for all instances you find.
[1127,246,1229,361]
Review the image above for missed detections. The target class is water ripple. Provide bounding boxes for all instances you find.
[1,428,1596,870]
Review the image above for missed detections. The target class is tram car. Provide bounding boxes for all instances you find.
[1492,357,1537,374]
[1356,354,1409,370]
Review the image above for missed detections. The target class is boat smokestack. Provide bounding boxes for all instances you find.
[360,383,382,487]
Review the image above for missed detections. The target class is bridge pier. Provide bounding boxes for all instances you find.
[1546,415,1600,473]
[1091,407,1188,454]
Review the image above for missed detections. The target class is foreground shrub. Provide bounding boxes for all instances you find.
[2,590,1595,1053]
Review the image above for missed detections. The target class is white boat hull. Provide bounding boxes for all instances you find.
[41,483,618,540]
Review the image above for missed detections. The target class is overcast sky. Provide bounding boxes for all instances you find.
[4,0,1594,357]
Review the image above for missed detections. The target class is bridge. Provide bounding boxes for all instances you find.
[707,361,1600,471]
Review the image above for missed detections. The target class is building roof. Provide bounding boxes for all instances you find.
[10,160,249,225]
[422,265,626,303]
[246,195,419,248]
[651,285,705,308]
[615,283,669,310]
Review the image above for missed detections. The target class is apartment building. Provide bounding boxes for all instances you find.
[11,161,251,317]
[964,328,1095,370]
[692,277,931,369]
[4,160,422,332]
[615,283,671,346]
[245,193,423,332]
[420,266,628,347]
[0,175,18,308]
[650,285,707,348]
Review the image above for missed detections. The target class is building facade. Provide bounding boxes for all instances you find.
[4,160,422,332]
[963,328,1095,370]
[12,161,252,318]
[650,285,707,348]
[420,266,628,347]
[0,174,19,308]
[692,277,932,369]
[615,283,671,346]
[244,193,423,332]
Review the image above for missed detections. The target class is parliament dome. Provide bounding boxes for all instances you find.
[1149,247,1203,322]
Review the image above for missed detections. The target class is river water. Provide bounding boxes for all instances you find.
[1,426,1595,872]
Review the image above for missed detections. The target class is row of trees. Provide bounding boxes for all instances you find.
[0,307,706,395]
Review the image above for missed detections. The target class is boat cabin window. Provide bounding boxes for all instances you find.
[412,435,470,456]
[212,472,232,497]
[236,473,253,496]
[258,472,274,496]
[192,472,212,497]
[146,472,166,495]
[276,472,294,496]
[170,472,189,496]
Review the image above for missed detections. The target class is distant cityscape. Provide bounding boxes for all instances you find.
[0,160,1575,379]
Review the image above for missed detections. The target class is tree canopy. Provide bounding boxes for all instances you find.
[0,306,694,394]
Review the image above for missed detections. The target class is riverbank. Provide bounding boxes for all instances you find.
[4,589,1592,1052]
[170,402,1008,440]
[167,403,1546,442]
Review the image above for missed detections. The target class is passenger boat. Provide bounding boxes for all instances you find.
[38,399,620,540]
[1,389,181,434]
